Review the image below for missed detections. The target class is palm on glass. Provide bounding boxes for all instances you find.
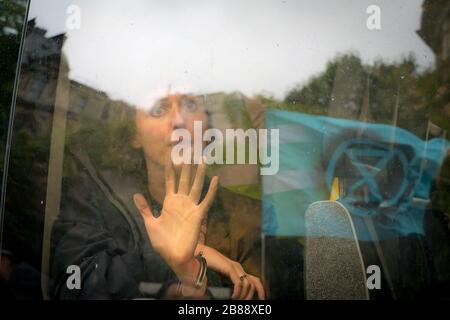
[133,157,218,274]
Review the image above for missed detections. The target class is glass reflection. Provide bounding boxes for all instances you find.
[0,0,448,300]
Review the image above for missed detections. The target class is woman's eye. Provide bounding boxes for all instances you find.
[149,100,170,117]
[183,99,198,112]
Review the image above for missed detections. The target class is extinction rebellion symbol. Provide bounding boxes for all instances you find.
[325,139,412,212]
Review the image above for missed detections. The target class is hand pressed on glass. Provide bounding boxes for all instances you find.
[133,157,218,294]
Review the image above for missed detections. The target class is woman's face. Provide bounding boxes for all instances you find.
[134,93,208,167]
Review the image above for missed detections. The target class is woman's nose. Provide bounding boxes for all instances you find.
[171,105,186,129]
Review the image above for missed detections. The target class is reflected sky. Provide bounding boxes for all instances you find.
[29,0,434,107]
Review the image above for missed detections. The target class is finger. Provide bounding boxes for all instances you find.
[233,264,250,300]
[239,277,250,300]
[249,276,266,300]
[198,176,218,214]
[227,267,243,300]
[190,160,206,204]
[133,193,155,225]
[178,163,191,195]
[244,283,255,300]
[165,156,175,195]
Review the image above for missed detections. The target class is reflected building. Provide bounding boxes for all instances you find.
[418,0,450,137]
[3,19,135,298]
[16,18,65,137]
[204,91,264,189]
[419,0,450,77]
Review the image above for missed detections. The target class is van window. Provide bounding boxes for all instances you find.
[1,0,449,300]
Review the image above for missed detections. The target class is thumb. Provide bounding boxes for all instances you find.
[133,193,155,223]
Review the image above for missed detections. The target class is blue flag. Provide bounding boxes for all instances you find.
[263,108,449,240]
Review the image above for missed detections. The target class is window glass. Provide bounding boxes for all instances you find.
[1,0,449,300]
